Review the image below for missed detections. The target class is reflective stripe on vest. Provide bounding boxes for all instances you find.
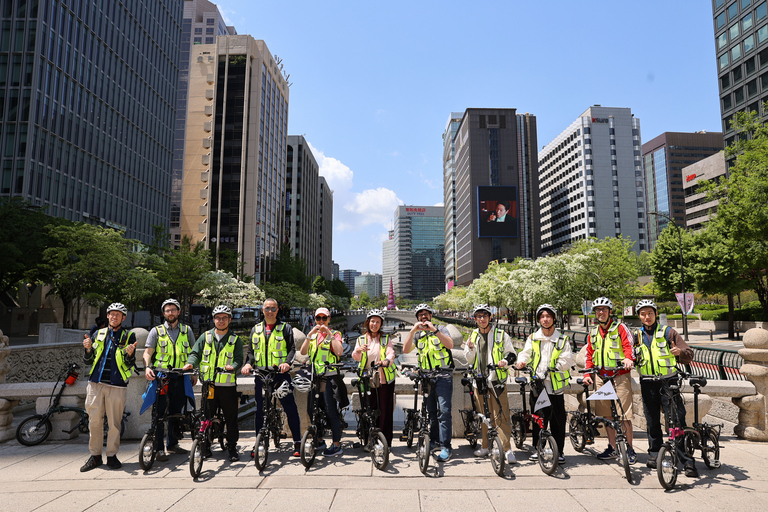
[358,334,396,384]
[201,330,237,384]
[468,328,508,382]
[590,320,626,369]
[416,331,453,370]
[635,324,677,377]
[308,331,339,376]
[90,328,132,383]
[530,333,571,392]
[154,324,191,369]
[251,322,288,368]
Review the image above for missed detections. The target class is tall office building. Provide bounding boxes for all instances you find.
[713,0,768,149]
[0,1,183,242]
[170,0,235,246]
[340,269,360,295]
[449,109,540,286]
[331,261,339,281]
[354,272,382,298]
[382,229,395,296]
[641,132,723,249]
[683,151,727,231]
[286,135,320,276]
[539,106,647,255]
[318,175,333,280]
[442,112,463,290]
[179,36,289,283]
[391,205,445,300]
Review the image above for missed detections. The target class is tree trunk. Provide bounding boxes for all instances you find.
[728,292,735,340]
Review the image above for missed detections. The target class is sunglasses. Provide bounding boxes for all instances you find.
[315,315,328,321]
[263,307,277,312]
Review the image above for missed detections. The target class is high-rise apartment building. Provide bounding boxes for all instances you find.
[354,272,382,298]
[382,229,395,296]
[0,0,182,242]
[683,151,727,231]
[286,135,320,275]
[340,269,360,295]
[331,261,339,281]
[641,132,723,249]
[318,175,333,280]
[171,0,235,246]
[712,0,768,149]
[179,36,289,283]
[539,106,647,255]
[391,205,445,300]
[448,109,540,286]
[442,112,463,290]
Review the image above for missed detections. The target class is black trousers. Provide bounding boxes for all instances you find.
[207,385,239,448]
[529,390,566,455]
[641,378,694,465]
[154,374,188,450]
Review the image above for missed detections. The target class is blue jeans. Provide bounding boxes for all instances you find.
[254,372,301,443]
[426,373,453,449]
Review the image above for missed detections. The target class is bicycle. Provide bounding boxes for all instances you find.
[461,365,508,476]
[510,367,559,475]
[16,362,128,446]
[570,368,633,484]
[458,369,483,450]
[351,362,389,471]
[189,367,233,479]
[138,367,197,471]
[682,374,722,470]
[299,362,348,469]
[399,364,448,475]
[251,366,288,471]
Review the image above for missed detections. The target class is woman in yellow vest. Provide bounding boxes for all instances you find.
[515,304,572,464]
[352,309,396,446]
[299,307,345,456]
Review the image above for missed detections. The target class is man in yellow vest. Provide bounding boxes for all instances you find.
[80,302,137,472]
[635,299,697,477]
[183,304,243,462]
[516,304,572,464]
[403,303,455,462]
[241,298,302,457]
[464,304,517,464]
[142,298,196,461]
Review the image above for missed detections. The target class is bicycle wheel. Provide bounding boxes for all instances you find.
[139,432,156,471]
[568,415,586,452]
[404,416,415,449]
[657,444,678,490]
[489,435,505,477]
[189,437,204,479]
[16,415,52,446]
[511,415,526,449]
[300,429,317,469]
[469,414,482,449]
[417,432,430,475]
[538,434,559,476]
[253,432,269,471]
[616,439,633,484]
[217,424,227,452]
[372,431,389,471]
[683,430,696,458]
[702,430,721,469]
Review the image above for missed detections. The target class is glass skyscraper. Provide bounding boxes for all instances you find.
[0,0,182,243]
[391,205,445,301]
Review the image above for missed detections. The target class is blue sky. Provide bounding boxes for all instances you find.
[215,0,722,275]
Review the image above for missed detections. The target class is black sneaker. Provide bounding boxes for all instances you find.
[229,448,240,462]
[168,444,188,454]
[627,447,637,465]
[80,455,103,472]
[646,458,657,469]
[156,452,169,462]
[684,464,699,478]
[596,446,617,460]
[106,455,122,469]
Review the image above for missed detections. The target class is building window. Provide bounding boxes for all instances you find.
[730,23,740,40]
[718,32,728,49]
[748,78,759,96]
[205,37,214,44]
[746,34,756,53]
[733,65,743,81]
[744,12,754,30]
[744,0,752,8]
[721,73,730,89]
[206,18,215,25]
[747,56,757,74]
[720,53,729,69]
[206,28,214,34]
[761,70,768,88]
[723,94,733,109]
[729,2,739,20]
[735,86,745,104]
[194,27,202,35]
[717,12,726,28]
[193,37,202,44]
[758,2,768,20]
[759,24,768,43]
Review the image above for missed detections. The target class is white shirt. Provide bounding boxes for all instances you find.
[517,328,573,395]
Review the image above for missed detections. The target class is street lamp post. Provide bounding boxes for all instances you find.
[649,211,689,341]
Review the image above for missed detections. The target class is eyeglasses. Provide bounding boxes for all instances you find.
[474,313,490,319]
[263,307,277,312]
[213,315,229,321]
[315,315,328,321]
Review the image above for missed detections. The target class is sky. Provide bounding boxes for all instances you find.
[214,0,723,275]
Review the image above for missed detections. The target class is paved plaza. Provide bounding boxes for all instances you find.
[1,428,766,512]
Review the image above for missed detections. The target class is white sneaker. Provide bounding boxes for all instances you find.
[474,448,489,457]
[506,450,517,464]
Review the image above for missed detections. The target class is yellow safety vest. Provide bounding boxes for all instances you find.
[358,334,396,384]
[308,330,340,376]
[415,330,453,370]
[530,333,571,392]
[153,324,191,369]
[590,320,627,370]
[635,324,677,377]
[200,330,238,384]
[251,322,288,368]
[468,328,508,382]
[90,328,132,383]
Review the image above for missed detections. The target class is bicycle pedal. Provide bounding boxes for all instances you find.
[399,435,408,442]
[279,432,287,439]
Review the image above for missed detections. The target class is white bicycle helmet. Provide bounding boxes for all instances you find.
[536,304,557,322]
[106,302,128,315]
[636,299,657,313]
[472,304,492,316]
[292,373,311,393]
[212,304,232,317]
[367,308,385,321]
[275,380,291,399]
[592,296,613,310]
[161,298,181,311]
[414,303,434,317]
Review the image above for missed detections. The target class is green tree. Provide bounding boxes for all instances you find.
[312,275,328,293]
[260,282,311,308]
[268,245,311,289]
[328,278,352,298]
[650,225,696,301]
[156,236,212,320]
[121,266,162,319]
[570,236,640,311]
[635,250,653,276]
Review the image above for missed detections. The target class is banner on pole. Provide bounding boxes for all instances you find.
[587,379,619,401]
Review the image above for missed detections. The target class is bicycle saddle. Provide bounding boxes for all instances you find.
[689,376,707,388]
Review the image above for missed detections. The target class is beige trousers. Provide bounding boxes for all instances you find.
[473,385,512,452]
[85,382,127,457]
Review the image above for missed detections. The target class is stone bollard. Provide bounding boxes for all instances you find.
[734,328,768,440]
[0,329,19,442]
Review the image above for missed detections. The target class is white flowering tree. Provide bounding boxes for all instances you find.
[198,270,265,307]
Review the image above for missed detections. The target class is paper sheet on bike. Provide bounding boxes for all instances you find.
[534,389,551,412]
[587,380,619,401]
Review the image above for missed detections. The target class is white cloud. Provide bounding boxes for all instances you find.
[434,202,444,207]
[308,142,353,193]
[339,188,403,231]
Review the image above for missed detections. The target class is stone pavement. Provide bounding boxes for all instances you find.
[1,429,766,512]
